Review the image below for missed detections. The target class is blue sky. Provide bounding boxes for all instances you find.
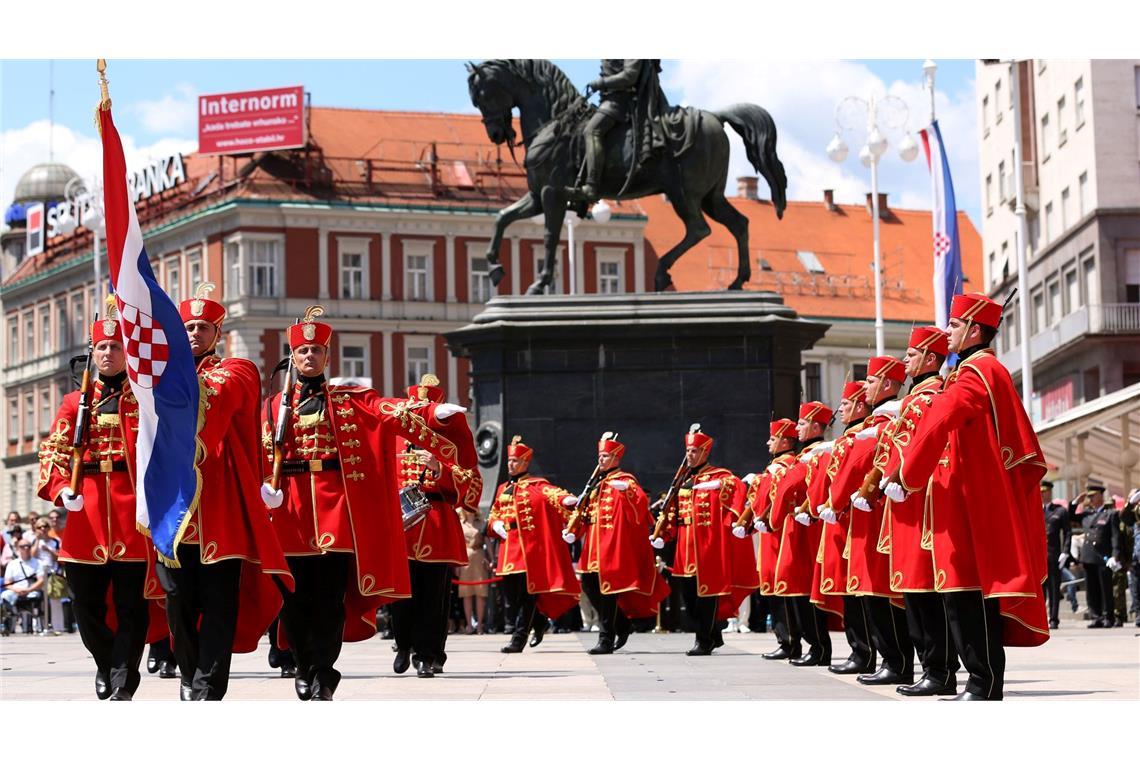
[0,59,981,225]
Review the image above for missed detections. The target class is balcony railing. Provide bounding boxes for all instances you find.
[997,302,1140,372]
[1090,303,1140,334]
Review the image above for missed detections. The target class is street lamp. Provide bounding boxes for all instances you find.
[827,94,919,355]
[530,200,612,294]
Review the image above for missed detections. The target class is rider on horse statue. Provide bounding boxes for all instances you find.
[575,59,670,202]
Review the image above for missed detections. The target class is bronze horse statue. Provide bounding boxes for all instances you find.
[466,59,787,295]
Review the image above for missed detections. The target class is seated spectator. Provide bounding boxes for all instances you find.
[32,519,65,634]
[2,539,45,632]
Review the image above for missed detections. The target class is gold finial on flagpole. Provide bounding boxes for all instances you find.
[97,59,111,110]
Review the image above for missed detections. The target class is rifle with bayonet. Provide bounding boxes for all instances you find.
[68,338,96,493]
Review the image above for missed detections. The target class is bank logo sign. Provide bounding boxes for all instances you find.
[198,85,306,156]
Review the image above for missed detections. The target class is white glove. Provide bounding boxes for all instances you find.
[732,525,747,539]
[650,536,665,549]
[879,475,890,490]
[884,482,906,503]
[742,473,757,486]
[754,519,769,534]
[851,494,871,512]
[59,487,84,512]
[1058,553,1069,569]
[820,507,838,525]
[562,495,579,507]
[492,520,508,540]
[794,511,811,526]
[434,403,467,420]
[561,530,576,545]
[260,483,284,509]
[1106,557,1122,573]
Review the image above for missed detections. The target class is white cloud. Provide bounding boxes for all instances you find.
[1,119,197,232]
[665,60,979,222]
[128,83,199,135]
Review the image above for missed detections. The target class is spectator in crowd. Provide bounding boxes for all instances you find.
[457,507,491,634]
[1,539,45,632]
[2,513,25,575]
[1042,481,1071,629]
[47,509,65,540]
[31,518,65,634]
[1126,489,1140,627]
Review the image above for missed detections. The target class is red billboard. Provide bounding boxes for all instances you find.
[198,85,305,156]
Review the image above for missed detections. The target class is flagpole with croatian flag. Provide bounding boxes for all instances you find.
[918,60,963,333]
[96,60,201,566]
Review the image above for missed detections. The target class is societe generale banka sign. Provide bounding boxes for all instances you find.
[198,85,306,156]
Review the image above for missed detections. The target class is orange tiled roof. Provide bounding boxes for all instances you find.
[640,193,982,323]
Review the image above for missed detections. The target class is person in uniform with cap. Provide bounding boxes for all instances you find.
[390,374,482,678]
[882,293,1049,700]
[812,381,878,677]
[653,425,756,656]
[1040,480,1071,629]
[488,436,581,653]
[157,283,294,701]
[762,403,835,667]
[562,433,669,654]
[36,301,170,700]
[259,307,473,695]
[1074,481,1121,628]
[734,419,802,661]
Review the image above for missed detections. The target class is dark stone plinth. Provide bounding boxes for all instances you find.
[445,291,829,507]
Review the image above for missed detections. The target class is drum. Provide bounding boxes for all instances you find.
[399,484,432,530]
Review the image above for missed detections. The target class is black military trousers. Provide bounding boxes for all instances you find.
[904,591,958,684]
[1082,561,1115,624]
[677,576,724,649]
[842,595,875,667]
[390,559,452,666]
[1044,552,1063,625]
[275,552,350,695]
[499,572,546,646]
[790,596,831,658]
[944,590,1004,699]
[768,595,801,656]
[580,572,633,647]
[64,560,149,695]
[155,544,242,700]
[863,595,914,676]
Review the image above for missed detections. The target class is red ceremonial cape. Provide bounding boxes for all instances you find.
[898,349,1049,646]
[841,409,901,598]
[770,442,826,597]
[749,453,796,595]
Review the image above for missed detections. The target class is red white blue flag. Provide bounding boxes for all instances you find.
[919,120,964,330]
[99,105,200,565]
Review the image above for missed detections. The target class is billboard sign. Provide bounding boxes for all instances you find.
[26,202,44,256]
[198,85,305,156]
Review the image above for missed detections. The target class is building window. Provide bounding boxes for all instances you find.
[1044,202,1054,244]
[405,252,430,301]
[985,175,993,215]
[1060,187,1071,232]
[40,308,51,356]
[186,248,203,295]
[1074,77,1085,127]
[7,475,16,509]
[796,250,825,274]
[1032,289,1045,334]
[1046,278,1062,326]
[23,472,33,512]
[1056,96,1067,146]
[469,253,493,304]
[852,363,867,382]
[224,241,241,299]
[248,240,279,298]
[8,321,18,364]
[224,236,281,299]
[339,342,368,380]
[1078,172,1089,217]
[55,299,69,350]
[72,297,85,349]
[597,248,625,294]
[997,162,1006,203]
[1126,250,1140,303]
[24,392,34,438]
[1040,113,1050,160]
[23,312,33,360]
[405,343,431,387]
[982,95,990,135]
[166,259,181,301]
[999,242,1009,285]
[987,251,996,286]
[803,361,822,402]
[1063,267,1079,315]
[341,252,364,299]
[994,79,1003,121]
[1081,255,1099,308]
[1006,297,1019,349]
[39,390,51,433]
[7,399,18,442]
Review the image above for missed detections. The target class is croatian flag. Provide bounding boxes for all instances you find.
[919,120,964,330]
[99,106,200,565]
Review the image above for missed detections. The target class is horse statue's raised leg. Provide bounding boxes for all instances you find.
[526,186,566,295]
[485,191,540,288]
[701,191,752,290]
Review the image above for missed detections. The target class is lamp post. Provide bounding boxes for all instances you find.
[827,95,919,355]
[531,200,612,294]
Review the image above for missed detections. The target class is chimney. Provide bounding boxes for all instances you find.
[737,176,759,200]
[823,189,838,212]
[864,192,889,218]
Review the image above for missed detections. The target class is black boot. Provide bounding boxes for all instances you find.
[95,671,111,700]
[588,638,615,655]
[416,659,435,678]
[393,649,411,674]
[897,675,957,697]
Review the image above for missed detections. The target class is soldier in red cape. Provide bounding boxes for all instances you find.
[765,402,834,667]
[860,326,961,697]
[488,436,581,653]
[884,293,1050,700]
[390,374,482,678]
[654,425,756,656]
[36,305,170,700]
[828,357,914,686]
[259,308,469,697]
[562,433,669,655]
[734,419,802,661]
[812,381,878,677]
[154,283,293,701]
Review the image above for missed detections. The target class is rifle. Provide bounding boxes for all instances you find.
[268,323,300,492]
[68,339,95,493]
[650,454,691,542]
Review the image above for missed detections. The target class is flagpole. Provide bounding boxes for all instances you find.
[1008,59,1034,415]
[923,61,940,330]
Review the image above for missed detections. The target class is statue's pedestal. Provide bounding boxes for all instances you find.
[446,291,828,506]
